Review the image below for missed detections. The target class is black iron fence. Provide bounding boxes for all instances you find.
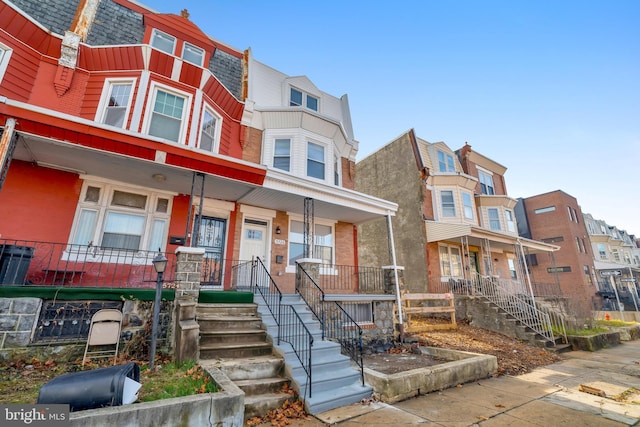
[0,240,176,288]
[315,264,386,294]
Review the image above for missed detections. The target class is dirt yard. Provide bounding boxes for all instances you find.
[375,318,563,376]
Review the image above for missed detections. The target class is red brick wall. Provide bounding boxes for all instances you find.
[242,127,263,164]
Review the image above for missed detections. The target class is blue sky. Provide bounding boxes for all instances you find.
[142,0,639,235]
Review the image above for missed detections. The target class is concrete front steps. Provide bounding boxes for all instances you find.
[482,300,572,353]
[197,303,292,420]
[254,293,373,414]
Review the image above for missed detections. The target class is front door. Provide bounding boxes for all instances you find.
[240,219,268,262]
[196,216,226,288]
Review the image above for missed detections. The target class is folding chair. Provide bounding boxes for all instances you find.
[82,309,123,367]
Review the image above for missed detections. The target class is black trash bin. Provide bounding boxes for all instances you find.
[0,244,34,285]
[37,362,141,411]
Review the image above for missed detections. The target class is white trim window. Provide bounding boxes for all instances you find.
[307,141,325,180]
[437,150,455,172]
[182,42,204,66]
[334,154,341,186]
[290,87,319,111]
[439,244,462,278]
[0,43,12,83]
[70,181,172,252]
[488,208,501,231]
[597,243,608,259]
[288,219,334,266]
[146,83,190,143]
[462,192,474,220]
[150,29,176,55]
[505,209,516,232]
[199,106,221,152]
[97,79,135,128]
[478,170,495,195]
[273,138,291,171]
[507,258,517,279]
[440,190,456,217]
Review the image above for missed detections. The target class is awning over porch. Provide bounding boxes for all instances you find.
[237,169,399,224]
[424,221,559,252]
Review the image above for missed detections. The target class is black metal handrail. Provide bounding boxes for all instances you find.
[252,258,314,397]
[296,263,364,386]
[0,239,176,288]
[315,263,386,294]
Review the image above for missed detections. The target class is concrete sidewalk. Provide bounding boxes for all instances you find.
[306,340,640,426]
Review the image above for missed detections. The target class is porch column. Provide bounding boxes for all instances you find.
[382,265,405,295]
[296,258,321,284]
[172,247,204,363]
[174,246,205,299]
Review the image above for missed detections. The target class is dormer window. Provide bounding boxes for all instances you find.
[182,42,204,67]
[150,29,176,55]
[290,87,318,111]
[437,150,455,172]
[478,170,495,195]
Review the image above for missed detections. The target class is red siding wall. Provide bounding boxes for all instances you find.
[0,160,81,242]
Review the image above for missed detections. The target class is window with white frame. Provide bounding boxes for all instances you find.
[440,190,456,217]
[478,171,495,195]
[334,155,340,186]
[290,87,319,111]
[147,86,188,142]
[505,209,515,232]
[182,42,204,66]
[199,107,219,152]
[71,182,171,252]
[462,192,474,220]
[150,29,176,55]
[534,206,556,214]
[273,139,291,171]
[0,45,12,83]
[439,245,462,278]
[507,258,517,279]
[307,141,325,180]
[99,80,134,128]
[288,220,333,265]
[597,243,607,259]
[342,302,374,324]
[437,150,455,172]
[488,208,501,231]
[612,249,620,262]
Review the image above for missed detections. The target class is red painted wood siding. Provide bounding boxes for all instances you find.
[0,160,81,242]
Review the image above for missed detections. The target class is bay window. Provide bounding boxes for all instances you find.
[488,208,501,231]
[199,107,220,152]
[147,85,189,143]
[462,192,474,220]
[440,190,456,217]
[307,141,325,180]
[274,139,291,171]
[98,80,133,128]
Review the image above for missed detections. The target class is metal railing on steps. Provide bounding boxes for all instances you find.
[250,258,314,398]
[296,263,364,386]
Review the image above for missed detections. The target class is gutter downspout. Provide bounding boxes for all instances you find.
[387,212,403,340]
